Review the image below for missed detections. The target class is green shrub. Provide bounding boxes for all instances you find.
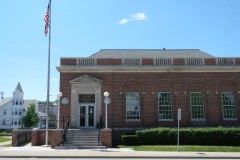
[136,128,177,145]
[121,135,140,146]
[136,127,240,146]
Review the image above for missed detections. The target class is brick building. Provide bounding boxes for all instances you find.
[57,49,240,130]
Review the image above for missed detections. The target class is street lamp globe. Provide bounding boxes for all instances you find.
[104,92,109,97]
[57,92,62,98]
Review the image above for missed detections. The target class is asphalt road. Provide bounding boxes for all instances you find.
[0,158,238,160]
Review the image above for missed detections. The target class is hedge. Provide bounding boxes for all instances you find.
[136,127,240,146]
[121,135,140,146]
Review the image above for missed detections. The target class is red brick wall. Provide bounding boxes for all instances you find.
[235,58,240,65]
[12,129,32,146]
[59,72,240,128]
[101,129,112,147]
[31,129,63,148]
[173,59,185,65]
[205,58,216,65]
[97,59,122,65]
[59,73,72,122]
[142,59,154,65]
[61,59,76,65]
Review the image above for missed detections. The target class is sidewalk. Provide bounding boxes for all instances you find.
[0,136,12,147]
[0,140,11,147]
[1,144,240,159]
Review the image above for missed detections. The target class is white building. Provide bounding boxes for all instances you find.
[0,82,38,130]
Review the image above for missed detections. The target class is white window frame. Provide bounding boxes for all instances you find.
[126,92,140,121]
[158,92,173,120]
[190,92,205,120]
[221,92,237,120]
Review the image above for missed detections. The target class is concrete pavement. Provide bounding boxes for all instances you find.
[0,136,12,147]
[0,140,11,147]
[1,144,240,159]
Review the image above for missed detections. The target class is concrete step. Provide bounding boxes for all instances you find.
[65,136,98,139]
[66,134,99,136]
[66,136,99,139]
[66,135,98,138]
[64,142,101,146]
[66,141,99,143]
[56,145,106,149]
[65,139,99,142]
[66,134,98,137]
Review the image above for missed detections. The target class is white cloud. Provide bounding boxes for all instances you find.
[131,13,146,21]
[119,12,147,25]
[119,18,129,25]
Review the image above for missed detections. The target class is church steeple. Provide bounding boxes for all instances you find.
[14,82,23,93]
[13,82,24,105]
[12,82,24,128]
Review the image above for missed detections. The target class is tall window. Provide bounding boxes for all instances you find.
[158,92,172,120]
[190,92,205,119]
[126,92,140,120]
[2,119,6,125]
[221,92,236,119]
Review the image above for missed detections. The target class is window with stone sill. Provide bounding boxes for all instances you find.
[190,92,205,120]
[221,92,237,119]
[158,92,173,120]
[126,92,140,120]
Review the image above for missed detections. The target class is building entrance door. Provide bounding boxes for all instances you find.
[79,104,95,128]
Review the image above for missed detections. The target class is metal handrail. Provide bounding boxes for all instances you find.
[98,115,102,145]
[61,119,69,146]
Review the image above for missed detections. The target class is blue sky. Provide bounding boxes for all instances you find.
[0,0,239,101]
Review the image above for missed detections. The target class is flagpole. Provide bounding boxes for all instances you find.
[45,0,52,146]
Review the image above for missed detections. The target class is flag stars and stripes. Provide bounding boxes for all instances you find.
[44,4,50,36]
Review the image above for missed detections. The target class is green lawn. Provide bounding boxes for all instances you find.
[0,136,11,143]
[118,145,240,152]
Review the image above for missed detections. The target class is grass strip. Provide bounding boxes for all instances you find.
[118,145,240,152]
[0,136,11,143]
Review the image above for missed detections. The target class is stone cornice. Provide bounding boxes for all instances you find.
[56,65,240,73]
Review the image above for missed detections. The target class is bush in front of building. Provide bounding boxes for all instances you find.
[121,135,140,146]
[136,127,240,146]
[136,128,177,145]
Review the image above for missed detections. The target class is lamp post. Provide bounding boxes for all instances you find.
[57,92,62,129]
[103,92,109,129]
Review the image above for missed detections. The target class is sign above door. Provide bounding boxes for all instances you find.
[79,94,95,103]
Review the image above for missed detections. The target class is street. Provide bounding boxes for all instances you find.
[0,158,234,160]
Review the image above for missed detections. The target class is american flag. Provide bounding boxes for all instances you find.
[44,4,50,36]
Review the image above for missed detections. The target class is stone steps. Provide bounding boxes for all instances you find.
[60,129,106,149]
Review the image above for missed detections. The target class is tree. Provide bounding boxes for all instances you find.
[23,103,40,127]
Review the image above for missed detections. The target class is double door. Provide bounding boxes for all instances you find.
[79,104,95,128]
